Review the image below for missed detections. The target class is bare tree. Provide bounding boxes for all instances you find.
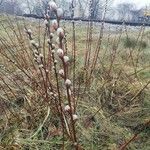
[89,0,102,19]
[117,3,136,21]
[130,9,143,22]
[32,0,49,16]
[77,0,87,17]
[0,0,23,15]
[69,0,76,18]
[0,0,3,6]
[26,0,32,14]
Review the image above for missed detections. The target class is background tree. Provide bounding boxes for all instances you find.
[0,0,23,15]
[32,0,49,16]
[77,0,86,18]
[130,9,143,22]
[0,0,3,6]
[117,3,136,21]
[89,0,103,19]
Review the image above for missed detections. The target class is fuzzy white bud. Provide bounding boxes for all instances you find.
[73,114,78,121]
[39,53,44,58]
[57,8,63,18]
[44,19,49,25]
[36,56,42,63]
[38,64,43,68]
[52,20,58,30]
[65,79,71,86]
[35,43,39,48]
[47,39,51,44]
[51,50,55,54]
[57,27,64,37]
[74,142,78,146]
[58,69,64,76]
[54,60,58,64]
[54,93,57,97]
[50,33,54,39]
[51,44,55,49]
[48,1,57,11]
[49,92,54,95]
[57,48,64,57]
[35,54,39,58]
[33,57,37,61]
[30,40,36,45]
[63,56,69,63]
[33,49,38,54]
[64,105,70,111]
[27,29,32,34]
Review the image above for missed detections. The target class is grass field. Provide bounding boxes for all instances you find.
[0,14,150,150]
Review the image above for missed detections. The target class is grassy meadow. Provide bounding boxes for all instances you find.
[0,14,150,150]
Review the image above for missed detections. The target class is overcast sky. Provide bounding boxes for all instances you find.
[113,0,150,8]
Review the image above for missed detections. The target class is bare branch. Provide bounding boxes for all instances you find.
[0,0,4,6]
